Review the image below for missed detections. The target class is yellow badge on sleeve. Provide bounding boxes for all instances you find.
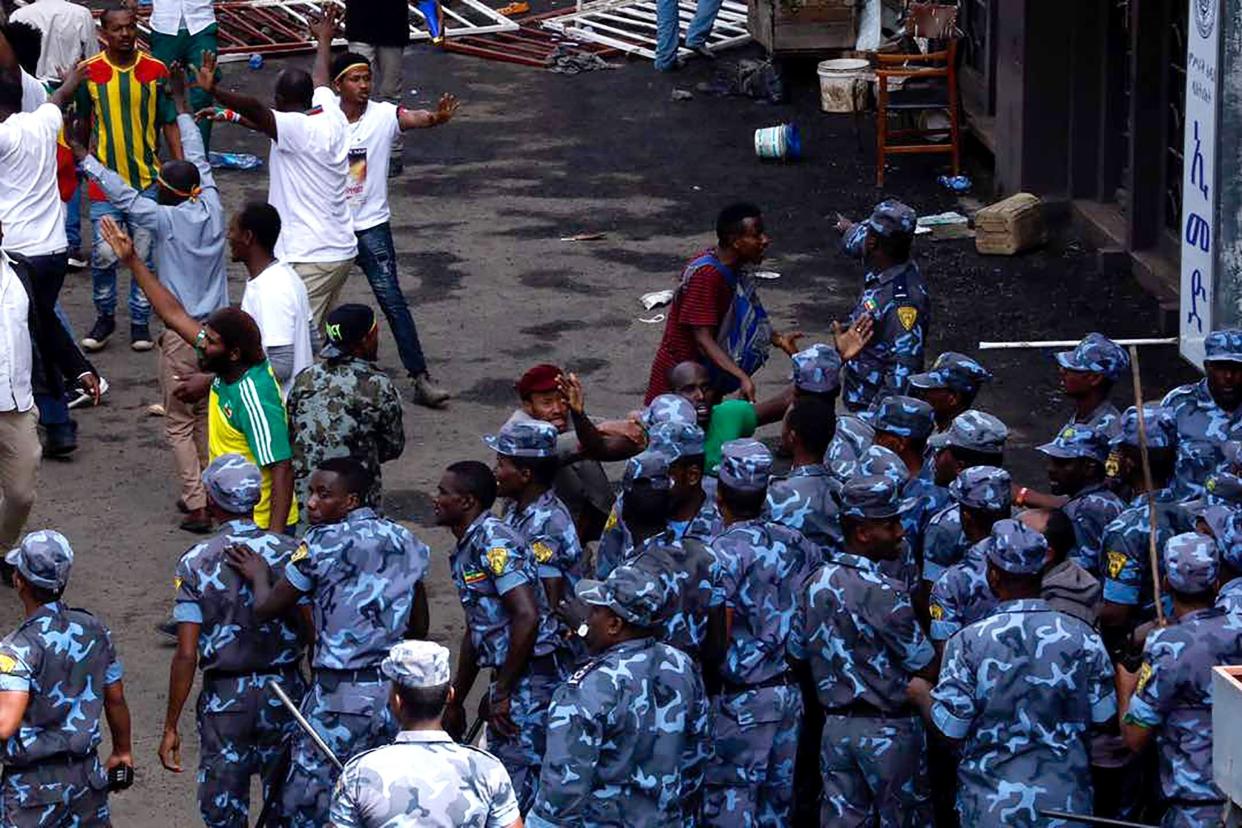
[897,306,918,331]
[604,509,617,532]
[1106,551,1127,580]
[290,543,309,564]
[486,546,510,576]
[0,653,18,674]
[173,576,183,592]
[532,541,554,564]
[929,604,944,621]
[1136,662,1154,694]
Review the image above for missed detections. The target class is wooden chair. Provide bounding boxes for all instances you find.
[873,3,961,186]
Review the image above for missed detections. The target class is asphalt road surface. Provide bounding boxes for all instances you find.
[15,35,1198,825]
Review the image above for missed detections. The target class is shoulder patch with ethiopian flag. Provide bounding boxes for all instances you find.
[463,567,487,586]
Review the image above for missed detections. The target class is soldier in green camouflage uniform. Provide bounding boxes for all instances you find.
[286,304,404,510]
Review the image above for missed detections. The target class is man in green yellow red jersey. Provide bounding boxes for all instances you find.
[75,2,182,354]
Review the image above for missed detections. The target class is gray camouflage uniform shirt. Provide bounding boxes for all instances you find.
[329,730,520,827]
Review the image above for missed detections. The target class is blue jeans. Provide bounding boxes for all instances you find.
[90,186,155,325]
[65,179,82,252]
[355,222,428,377]
[655,0,722,69]
[685,0,723,47]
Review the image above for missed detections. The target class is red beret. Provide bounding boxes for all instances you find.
[516,363,563,397]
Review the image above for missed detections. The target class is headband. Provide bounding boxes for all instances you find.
[334,61,370,83]
[157,174,202,201]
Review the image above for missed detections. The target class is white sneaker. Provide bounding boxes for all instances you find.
[67,376,108,409]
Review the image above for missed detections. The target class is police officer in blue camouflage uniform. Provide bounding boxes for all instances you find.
[1163,329,1242,499]
[434,460,565,813]
[704,439,817,827]
[922,410,1008,584]
[597,419,722,581]
[788,341,877,486]
[1216,511,1242,615]
[767,395,841,549]
[908,352,993,478]
[1037,423,1125,576]
[488,420,584,615]
[857,445,920,590]
[927,471,1016,647]
[838,199,928,412]
[0,531,134,827]
[227,457,432,827]
[1053,333,1129,440]
[329,641,523,828]
[913,520,1117,827]
[789,474,934,826]
[528,566,711,828]
[1100,405,1192,636]
[872,394,950,555]
[1118,533,1242,827]
[595,394,703,578]
[161,454,305,827]
[617,447,725,664]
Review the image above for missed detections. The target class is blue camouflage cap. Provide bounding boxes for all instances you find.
[483,419,558,458]
[1038,424,1111,465]
[984,518,1049,575]
[622,447,675,492]
[872,395,934,441]
[1224,441,1242,469]
[1112,404,1176,449]
[718,439,773,492]
[1164,532,1219,593]
[908,352,992,395]
[1204,329,1242,364]
[927,410,1008,454]
[201,453,262,514]
[648,421,705,458]
[950,465,1012,511]
[1218,511,1242,570]
[864,199,917,239]
[858,445,910,485]
[790,344,841,394]
[841,474,913,519]
[1054,333,1130,381]
[1204,470,1242,505]
[575,564,667,627]
[639,394,698,430]
[381,640,451,689]
[1200,505,1236,549]
[6,530,74,591]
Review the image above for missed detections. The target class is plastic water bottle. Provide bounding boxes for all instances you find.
[248,54,264,70]
[937,174,972,193]
[208,152,264,171]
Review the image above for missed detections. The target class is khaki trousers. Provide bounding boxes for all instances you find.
[0,408,40,549]
[291,259,353,331]
[159,330,209,510]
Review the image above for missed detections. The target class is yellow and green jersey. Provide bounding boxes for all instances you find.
[76,52,176,195]
[208,362,299,529]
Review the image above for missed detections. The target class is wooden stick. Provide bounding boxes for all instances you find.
[978,337,1177,350]
[1129,345,1166,628]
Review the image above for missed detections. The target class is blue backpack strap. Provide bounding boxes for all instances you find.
[684,253,736,288]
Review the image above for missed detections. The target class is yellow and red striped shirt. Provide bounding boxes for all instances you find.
[75,52,175,197]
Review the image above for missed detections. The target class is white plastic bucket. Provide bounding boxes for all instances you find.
[817,58,871,113]
[754,123,801,161]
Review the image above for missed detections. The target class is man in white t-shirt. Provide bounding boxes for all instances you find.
[0,34,94,456]
[195,50,355,331]
[318,11,458,409]
[229,202,314,397]
[10,0,98,81]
